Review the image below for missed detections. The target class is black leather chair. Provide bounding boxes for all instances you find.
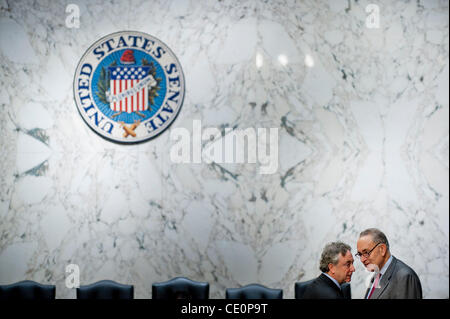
[76,280,134,299]
[152,277,209,299]
[0,280,55,299]
[295,280,351,299]
[294,279,315,299]
[226,284,283,299]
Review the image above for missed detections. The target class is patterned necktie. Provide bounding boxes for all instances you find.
[367,273,381,299]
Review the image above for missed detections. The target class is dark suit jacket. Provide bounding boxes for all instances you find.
[364,256,422,299]
[302,273,345,299]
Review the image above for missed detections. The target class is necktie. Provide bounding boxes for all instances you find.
[367,273,381,299]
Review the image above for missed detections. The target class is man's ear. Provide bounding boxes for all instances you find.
[380,244,387,257]
[328,263,335,274]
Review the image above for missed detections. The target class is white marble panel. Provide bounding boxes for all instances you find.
[0,0,448,299]
[0,18,38,64]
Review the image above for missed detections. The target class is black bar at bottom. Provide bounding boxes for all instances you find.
[0,299,447,318]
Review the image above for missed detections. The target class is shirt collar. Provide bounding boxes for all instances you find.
[322,272,341,290]
[379,255,393,276]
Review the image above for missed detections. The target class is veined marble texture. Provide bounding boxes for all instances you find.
[0,0,448,298]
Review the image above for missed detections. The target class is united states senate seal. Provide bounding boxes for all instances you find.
[73,31,185,143]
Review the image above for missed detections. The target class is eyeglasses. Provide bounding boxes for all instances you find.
[355,243,381,259]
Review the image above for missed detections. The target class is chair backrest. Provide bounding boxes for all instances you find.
[295,280,352,299]
[226,284,283,299]
[76,280,134,299]
[152,277,209,299]
[0,280,55,299]
[294,279,315,299]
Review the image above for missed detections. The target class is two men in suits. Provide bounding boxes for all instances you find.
[302,242,355,299]
[356,228,422,299]
[303,228,422,299]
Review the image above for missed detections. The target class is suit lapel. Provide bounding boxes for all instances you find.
[364,287,370,299]
[364,274,375,299]
[373,256,397,299]
[320,274,343,297]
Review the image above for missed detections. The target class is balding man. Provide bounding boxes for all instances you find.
[356,228,422,299]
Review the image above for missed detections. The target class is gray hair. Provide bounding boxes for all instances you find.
[319,242,352,273]
[359,228,390,251]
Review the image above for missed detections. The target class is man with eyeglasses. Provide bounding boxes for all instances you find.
[302,242,355,299]
[356,228,422,299]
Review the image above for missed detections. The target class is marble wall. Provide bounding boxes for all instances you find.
[0,0,448,298]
